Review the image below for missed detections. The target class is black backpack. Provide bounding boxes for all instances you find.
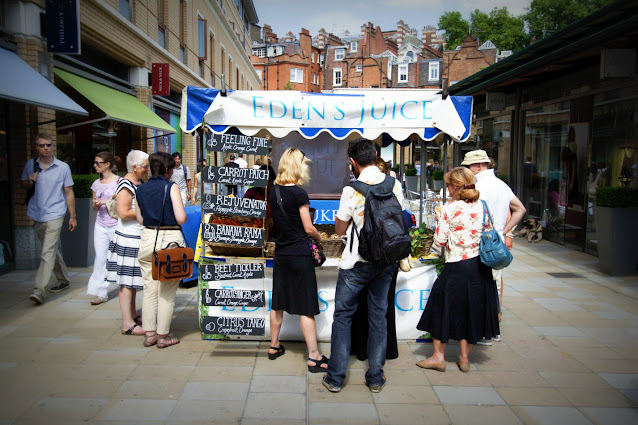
[349,176,411,264]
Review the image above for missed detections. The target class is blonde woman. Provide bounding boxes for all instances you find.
[267,148,328,372]
[416,167,499,373]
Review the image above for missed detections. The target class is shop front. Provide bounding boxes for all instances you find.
[450,0,638,261]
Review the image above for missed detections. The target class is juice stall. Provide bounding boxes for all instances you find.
[179,88,473,341]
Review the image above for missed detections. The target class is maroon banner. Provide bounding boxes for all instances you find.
[152,63,170,96]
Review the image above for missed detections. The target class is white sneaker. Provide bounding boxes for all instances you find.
[493,335,502,342]
[477,338,493,346]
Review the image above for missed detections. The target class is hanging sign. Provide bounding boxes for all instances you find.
[152,63,170,96]
[205,133,271,155]
[203,166,269,187]
[202,316,266,336]
[46,0,81,54]
[200,263,265,281]
[202,223,264,247]
[202,194,267,218]
[201,288,265,307]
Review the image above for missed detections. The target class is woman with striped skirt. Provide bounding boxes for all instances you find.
[104,150,149,335]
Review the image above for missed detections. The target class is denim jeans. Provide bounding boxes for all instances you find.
[325,261,395,387]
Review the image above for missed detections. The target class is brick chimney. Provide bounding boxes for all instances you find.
[299,28,312,57]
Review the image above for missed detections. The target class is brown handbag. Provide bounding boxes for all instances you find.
[151,183,194,282]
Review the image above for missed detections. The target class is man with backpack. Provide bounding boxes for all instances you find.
[323,139,410,394]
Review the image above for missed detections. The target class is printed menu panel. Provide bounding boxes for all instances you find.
[202,194,266,218]
[203,166,269,187]
[205,133,271,155]
[200,263,265,281]
[201,287,265,307]
[202,223,264,247]
[202,316,265,336]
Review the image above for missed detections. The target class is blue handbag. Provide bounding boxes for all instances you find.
[479,200,513,270]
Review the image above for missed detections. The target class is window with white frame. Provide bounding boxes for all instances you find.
[333,68,342,86]
[256,69,262,80]
[398,64,408,82]
[429,62,440,80]
[335,48,345,60]
[311,52,315,63]
[252,47,265,57]
[350,41,358,52]
[356,64,362,72]
[290,68,303,83]
[198,17,207,59]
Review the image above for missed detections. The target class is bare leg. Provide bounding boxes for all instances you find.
[459,339,472,363]
[498,276,504,322]
[300,315,326,369]
[269,309,284,355]
[427,338,446,362]
[119,286,142,331]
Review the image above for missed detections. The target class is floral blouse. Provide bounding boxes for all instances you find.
[433,199,491,263]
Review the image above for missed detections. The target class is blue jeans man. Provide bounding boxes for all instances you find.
[324,261,395,391]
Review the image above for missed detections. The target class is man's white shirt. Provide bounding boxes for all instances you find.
[474,169,514,238]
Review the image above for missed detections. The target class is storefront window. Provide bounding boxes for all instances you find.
[0,101,13,273]
[523,101,572,246]
[476,113,512,180]
[586,92,638,254]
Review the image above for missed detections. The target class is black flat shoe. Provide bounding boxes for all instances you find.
[308,355,329,373]
[268,344,285,360]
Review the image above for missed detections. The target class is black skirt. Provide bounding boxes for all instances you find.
[417,256,499,345]
[272,254,320,316]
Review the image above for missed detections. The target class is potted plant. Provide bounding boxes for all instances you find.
[61,174,97,267]
[432,170,444,191]
[405,166,419,193]
[410,223,434,258]
[594,186,638,276]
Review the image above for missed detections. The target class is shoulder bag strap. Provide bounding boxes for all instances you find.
[274,185,307,241]
[481,200,495,229]
[153,183,169,254]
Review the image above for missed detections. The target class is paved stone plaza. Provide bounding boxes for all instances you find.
[0,241,637,424]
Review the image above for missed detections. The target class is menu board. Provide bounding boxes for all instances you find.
[202,223,264,247]
[202,194,267,218]
[201,288,265,307]
[202,316,266,336]
[205,133,271,155]
[200,263,265,281]
[203,166,269,187]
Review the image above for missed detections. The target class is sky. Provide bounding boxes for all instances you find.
[251,0,532,40]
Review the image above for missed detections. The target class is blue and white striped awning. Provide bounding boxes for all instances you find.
[180,86,473,142]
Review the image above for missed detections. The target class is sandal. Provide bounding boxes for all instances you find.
[157,334,180,349]
[134,315,142,326]
[307,355,329,373]
[144,333,158,347]
[122,324,145,335]
[268,344,285,360]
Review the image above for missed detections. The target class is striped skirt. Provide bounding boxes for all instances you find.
[105,228,143,290]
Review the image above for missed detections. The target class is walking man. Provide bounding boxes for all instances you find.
[170,152,191,206]
[21,134,76,304]
[323,138,404,393]
[462,150,526,342]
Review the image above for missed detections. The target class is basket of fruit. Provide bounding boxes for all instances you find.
[316,225,346,258]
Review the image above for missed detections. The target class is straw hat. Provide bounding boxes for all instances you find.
[461,150,490,166]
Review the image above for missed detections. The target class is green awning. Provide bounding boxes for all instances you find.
[54,68,176,133]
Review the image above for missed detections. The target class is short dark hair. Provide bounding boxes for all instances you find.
[150,152,175,177]
[171,152,182,159]
[347,138,376,167]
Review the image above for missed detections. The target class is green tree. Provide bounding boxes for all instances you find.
[282,81,294,90]
[438,11,469,50]
[525,0,615,39]
[470,7,528,51]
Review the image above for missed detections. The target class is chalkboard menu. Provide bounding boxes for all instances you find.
[202,316,266,336]
[203,166,269,187]
[200,263,265,281]
[201,288,265,307]
[202,194,267,218]
[202,223,264,247]
[205,133,271,155]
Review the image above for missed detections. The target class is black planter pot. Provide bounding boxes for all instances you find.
[594,206,638,276]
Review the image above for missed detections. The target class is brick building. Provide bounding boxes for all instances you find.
[251,26,322,92]
[0,0,260,272]
[442,35,498,86]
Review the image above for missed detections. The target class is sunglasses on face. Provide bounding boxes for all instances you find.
[94,161,107,165]
[37,143,52,148]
